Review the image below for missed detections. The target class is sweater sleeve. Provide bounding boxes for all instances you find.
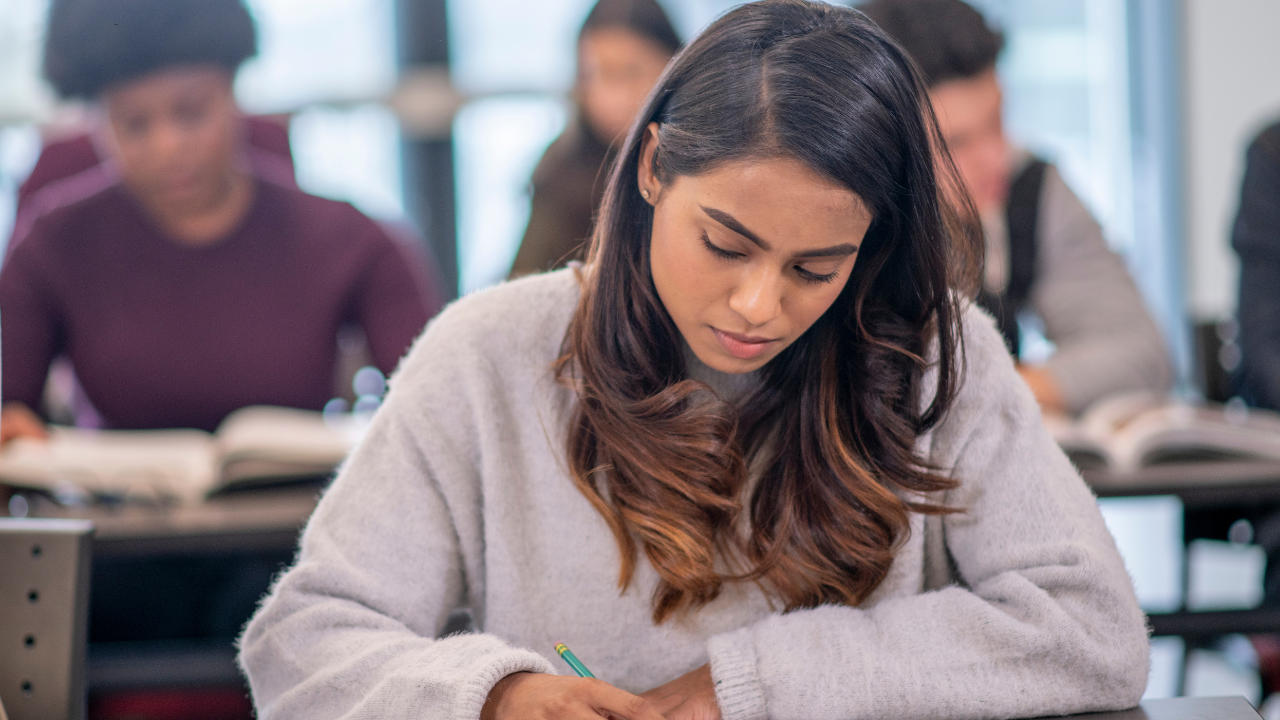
[705,306,1149,720]
[0,236,64,413]
[238,308,554,720]
[1031,167,1172,412]
[1233,124,1280,411]
[352,222,442,375]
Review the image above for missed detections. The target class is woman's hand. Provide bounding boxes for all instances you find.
[640,664,721,720]
[482,672,669,720]
[1,402,49,445]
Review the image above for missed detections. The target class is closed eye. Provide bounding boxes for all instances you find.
[702,233,743,260]
[795,265,840,284]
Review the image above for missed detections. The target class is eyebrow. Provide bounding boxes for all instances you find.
[700,206,860,259]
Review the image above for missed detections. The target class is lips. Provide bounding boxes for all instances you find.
[711,327,778,360]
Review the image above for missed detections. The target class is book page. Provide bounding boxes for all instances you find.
[0,427,217,504]
[213,406,358,488]
[1116,404,1280,471]
[1042,411,1112,470]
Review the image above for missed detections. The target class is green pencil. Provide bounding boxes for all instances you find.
[554,642,596,678]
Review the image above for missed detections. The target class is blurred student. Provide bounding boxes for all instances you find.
[0,0,442,443]
[1234,120,1280,411]
[507,0,680,277]
[10,114,296,254]
[862,0,1171,415]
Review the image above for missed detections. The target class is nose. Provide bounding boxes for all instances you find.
[728,264,783,328]
[149,117,188,166]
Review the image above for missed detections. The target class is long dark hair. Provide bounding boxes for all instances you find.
[558,0,982,623]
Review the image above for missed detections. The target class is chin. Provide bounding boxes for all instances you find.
[697,348,772,375]
[159,186,219,212]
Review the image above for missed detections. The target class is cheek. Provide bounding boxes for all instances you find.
[649,216,721,323]
[199,113,238,159]
[951,146,982,184]
[110,130,161,185]
[113,135,149,168]
[786,278,849,336]
[624,72,658,111]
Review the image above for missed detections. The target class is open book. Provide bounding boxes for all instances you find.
[1044,393,1280,472]
[0,406,360,505]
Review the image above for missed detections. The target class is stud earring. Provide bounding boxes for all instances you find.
[641,189,651,200]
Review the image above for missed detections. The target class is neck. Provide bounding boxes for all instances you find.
[141,170,255,247]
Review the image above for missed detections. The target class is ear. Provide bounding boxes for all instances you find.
[636,122,662,205]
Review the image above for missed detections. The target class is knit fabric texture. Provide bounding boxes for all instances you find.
[239,268,1150,720]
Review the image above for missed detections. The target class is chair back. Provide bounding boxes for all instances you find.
[0,519,93,720]
[1194,319,1241,402]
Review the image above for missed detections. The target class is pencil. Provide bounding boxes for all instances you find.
[554,642,597,678]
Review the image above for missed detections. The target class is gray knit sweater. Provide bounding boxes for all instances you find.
[239,269,1149,720]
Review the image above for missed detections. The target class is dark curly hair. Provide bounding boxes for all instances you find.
[43,0,258,99]
[558,0,982,623]
[859,0,1004,88]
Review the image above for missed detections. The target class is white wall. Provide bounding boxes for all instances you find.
[1183,0,1280,320]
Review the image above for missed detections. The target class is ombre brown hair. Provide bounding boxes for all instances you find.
[558,0,983,623]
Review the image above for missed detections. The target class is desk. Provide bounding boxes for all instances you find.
[6,469,1275,701]
[1068,696,1260,719]
[14,461,1272,548]
[8,484,322,692]
[1084,462,1280,639]
[19,483,321,559]
[1085,460,1280,508]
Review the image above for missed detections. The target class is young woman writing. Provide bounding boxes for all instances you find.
[239,2,1149,718]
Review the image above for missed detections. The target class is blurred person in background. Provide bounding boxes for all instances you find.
[0,0,443,444]
[862,0,1171,416]
[507,0,680,277]
[1220,120,1280,704]
[1234,120,1280,412]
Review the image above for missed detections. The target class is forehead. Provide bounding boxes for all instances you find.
[579,27,671,64]
[104,66,232,111]
[670,156,869,247]
[928,68,1002,137]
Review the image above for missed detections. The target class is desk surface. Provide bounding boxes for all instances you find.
[1069,697,1259,719]
[1084,460,1280,507]
[7,459,1280,546]
[18,484,321,558]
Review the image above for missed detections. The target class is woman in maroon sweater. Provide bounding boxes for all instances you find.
[1,0,441,440]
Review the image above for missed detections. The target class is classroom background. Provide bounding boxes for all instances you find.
[2,0,1280,717]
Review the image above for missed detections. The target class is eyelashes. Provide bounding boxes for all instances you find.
[701,233,742,260]
[796,267,839,284]
[700,233,840,285]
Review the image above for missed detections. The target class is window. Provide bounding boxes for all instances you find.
[447,0,744,293]
[238,0,403,220]
[0,0,51,251]
[0,0,404,249]
[971,0,1187,377]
